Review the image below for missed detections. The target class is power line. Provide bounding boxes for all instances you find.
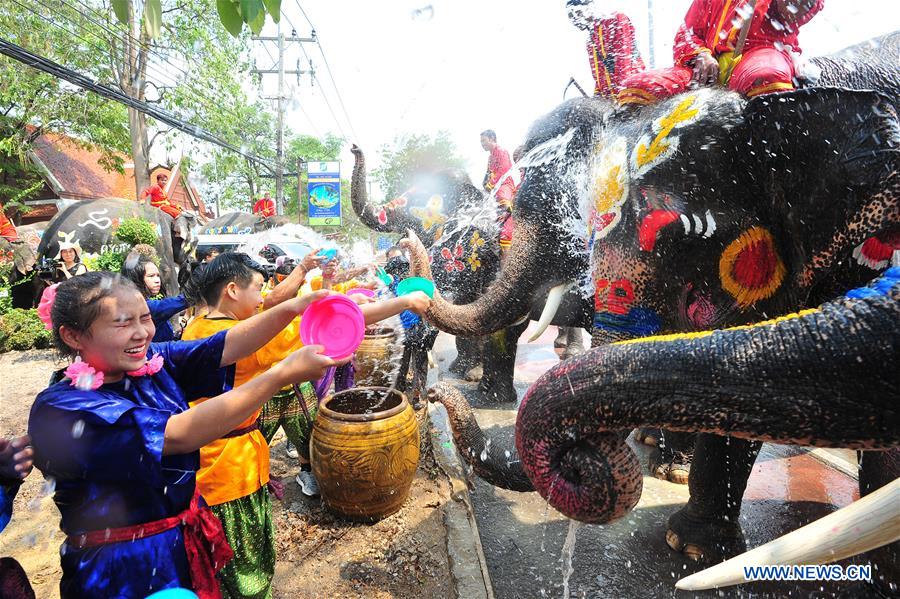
[35,0,244,121]
[291,3,360,141]
[0,37,275,171]
[279,11,348,140]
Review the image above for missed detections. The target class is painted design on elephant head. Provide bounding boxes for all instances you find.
[467,231,486,271]
[852,232,900,270]
[593,277,662,337]
[718,226,786,308]
[76,209,113,230]
[632,93,705,176]
[441,243,465,273]
[409,194,448,233]
[376,194,409,226]
[588,137,629,243]
[637,206,717,252]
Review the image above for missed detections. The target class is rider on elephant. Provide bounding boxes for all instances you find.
[480,130,517,255]
[253,192,276,218]
[0,205,18,242]
[140,171,183,220]
[619,0,824,105]
[566,1,646,98]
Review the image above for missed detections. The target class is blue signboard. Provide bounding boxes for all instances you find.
[307,161,341,226]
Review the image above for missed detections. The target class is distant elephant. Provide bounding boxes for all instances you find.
[351,145,591,402]
[202,211,292,235]
[416,31,900,582]
[36,198,198,298]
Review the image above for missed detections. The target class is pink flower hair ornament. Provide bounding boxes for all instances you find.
[37,283,60,331]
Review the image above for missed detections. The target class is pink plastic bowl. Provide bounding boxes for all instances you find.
[346,287,375,298]
[300,295,365,360]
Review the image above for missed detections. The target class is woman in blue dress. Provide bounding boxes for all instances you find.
[121,255,191,342]
[29,272,345,598]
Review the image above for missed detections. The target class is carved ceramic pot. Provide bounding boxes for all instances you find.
[311,387,420,521]
[353,327,400,387]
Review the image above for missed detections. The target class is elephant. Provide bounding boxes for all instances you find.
[201,211,293,235]
[414,30,900,587]
[350,144,592,402]
[36,198,198,298]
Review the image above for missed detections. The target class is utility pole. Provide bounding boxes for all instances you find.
[252,26,316,215]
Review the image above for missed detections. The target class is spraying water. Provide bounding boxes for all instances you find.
[561,519,583,599]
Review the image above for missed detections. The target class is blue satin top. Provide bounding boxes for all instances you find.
[29,331,230,599]
[148,295,190,342]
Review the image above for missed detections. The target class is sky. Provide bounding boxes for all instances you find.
[233,0,898,198]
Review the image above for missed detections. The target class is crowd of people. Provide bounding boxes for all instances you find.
[1,236,428,598]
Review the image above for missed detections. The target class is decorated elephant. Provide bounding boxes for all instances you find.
[201,211,292,235]
[351,145,591,402]
[418,31,900,589]
[36,198,198,298]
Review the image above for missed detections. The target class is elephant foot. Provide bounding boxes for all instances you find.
[665,504,746,564]
[477,379,517,404]
[448,358,474,377]
[649,448,691,485]
[635,427,661,446]
[464,365,483,382]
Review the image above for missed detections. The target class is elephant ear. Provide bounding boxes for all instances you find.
[746,88,899,210]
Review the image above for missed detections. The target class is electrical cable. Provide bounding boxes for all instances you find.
[0,37,276,171]
[289,4,360,140]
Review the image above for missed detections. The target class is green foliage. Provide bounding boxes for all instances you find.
[209,0,278,36]
[373,132,467,200]
[0,308,52,353]
[94,249,127,273]
[113,218,158,247]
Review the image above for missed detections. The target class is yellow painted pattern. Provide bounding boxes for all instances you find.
[409,194,448,232]
[589,138,629,239]
[719,226,787,308]
[615,308,819,347]
[634,94,701,170]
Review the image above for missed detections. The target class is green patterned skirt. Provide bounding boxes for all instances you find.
[211,486,274,599]
[257,382,319,459]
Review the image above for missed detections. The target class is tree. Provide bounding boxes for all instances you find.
[373,131,467,200]
[0,3,131,208]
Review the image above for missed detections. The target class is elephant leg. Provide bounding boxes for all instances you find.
[561,327,586,360]
[650,430,696,485]
[666,433,762,563]
[857,448,900,596]
[449,336,483,378]
[478,321,527,404]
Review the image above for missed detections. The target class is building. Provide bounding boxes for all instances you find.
[9,131,212,224]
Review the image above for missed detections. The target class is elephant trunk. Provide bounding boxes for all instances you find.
[406,222,567,337]
[428,383,534,492]
[516,271,900,524]
[350,145,393,232]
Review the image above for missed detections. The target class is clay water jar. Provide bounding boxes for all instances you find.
[354,327,400,387]
[311,386,420,521]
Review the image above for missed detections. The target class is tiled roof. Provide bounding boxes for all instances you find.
[30,133,136,200]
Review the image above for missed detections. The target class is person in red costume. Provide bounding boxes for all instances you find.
[0,205,18,242]
[481,130,517,258]
[253,192,276,218]
[618,0,824,105]
[140,172,183,219]
[566,1,646,98]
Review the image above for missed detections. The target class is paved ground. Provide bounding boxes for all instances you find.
[431,325,866,598]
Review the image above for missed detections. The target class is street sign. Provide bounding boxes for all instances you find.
[307,161,341,226]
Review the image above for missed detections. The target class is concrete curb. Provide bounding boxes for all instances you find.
[430,402,495,599]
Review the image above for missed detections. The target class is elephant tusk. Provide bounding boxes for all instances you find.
[528,283,571,342]
[675,477,900,591]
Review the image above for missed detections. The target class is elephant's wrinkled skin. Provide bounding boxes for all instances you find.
[351,145,592,401]
[36,198,198,298]
[420,32,900,580]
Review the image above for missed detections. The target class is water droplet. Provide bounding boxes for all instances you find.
[71,419,85,438]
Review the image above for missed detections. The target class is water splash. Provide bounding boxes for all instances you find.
[561,519,583,599]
